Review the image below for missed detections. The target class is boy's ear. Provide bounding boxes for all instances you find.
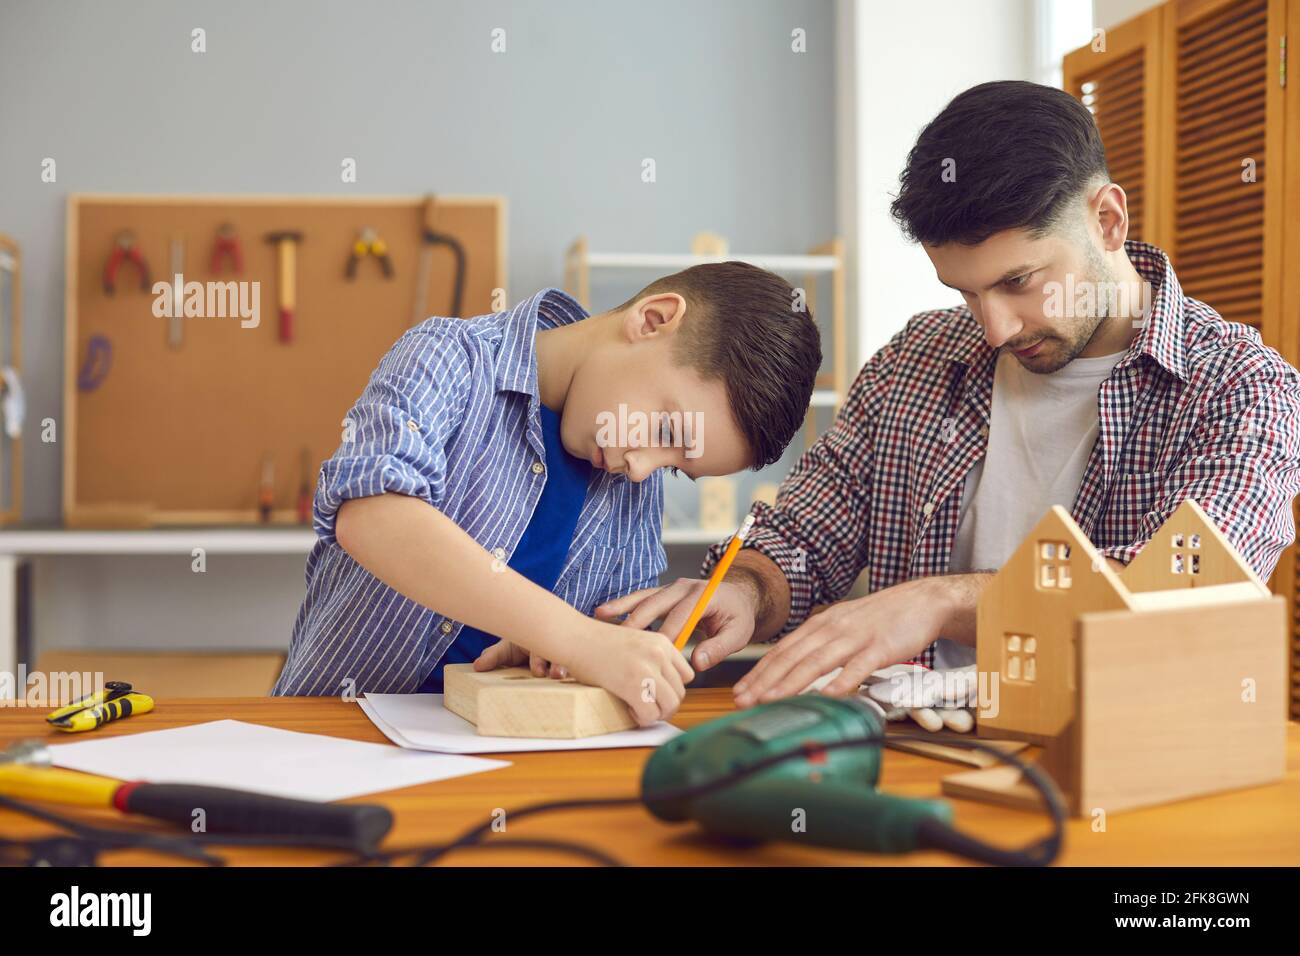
[622,292,686,343]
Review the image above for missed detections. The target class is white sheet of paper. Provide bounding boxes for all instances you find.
[48,719,509,802]
[359,693,682,753]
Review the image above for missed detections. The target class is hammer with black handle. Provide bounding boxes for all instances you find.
[0,740,393,854]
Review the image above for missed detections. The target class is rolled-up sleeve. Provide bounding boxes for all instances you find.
[700,330,897,634]
[1097,348,1300,579]
[313,331,473,546]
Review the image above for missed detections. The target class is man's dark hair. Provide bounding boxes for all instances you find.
[622,261,821,469]
[890,80,1110,246]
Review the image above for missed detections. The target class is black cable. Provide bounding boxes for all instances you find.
[885,732,1066,866]
[338,796,641,867]
[430,837,625,868]
[352,729,1066,868]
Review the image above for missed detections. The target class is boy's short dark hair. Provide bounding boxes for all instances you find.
[623,261,821,469]
[890,80,1110,246]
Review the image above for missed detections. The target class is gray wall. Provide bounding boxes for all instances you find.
[0,0,835,653]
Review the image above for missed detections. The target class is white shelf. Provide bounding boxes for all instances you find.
[0,528,318,555]
[662,527,731,546]
[585,252,839,273]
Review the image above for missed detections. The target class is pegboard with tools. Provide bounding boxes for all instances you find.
[64,193,505,527]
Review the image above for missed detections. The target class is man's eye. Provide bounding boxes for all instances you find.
[1005,273,1032,290]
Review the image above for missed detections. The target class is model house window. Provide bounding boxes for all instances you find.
[1171,532,1201,575]
[1004,634,1037,683]
[1037,540,1073,589]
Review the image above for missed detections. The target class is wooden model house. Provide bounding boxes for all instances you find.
[944,499,1287,816]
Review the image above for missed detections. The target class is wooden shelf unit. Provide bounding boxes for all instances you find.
[564,233,847,450]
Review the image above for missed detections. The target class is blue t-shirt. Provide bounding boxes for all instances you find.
[417,403,593,692]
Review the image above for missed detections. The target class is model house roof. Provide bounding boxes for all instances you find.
[991,497,1268,613]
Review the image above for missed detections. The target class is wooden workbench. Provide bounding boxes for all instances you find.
[1,691,1297,866]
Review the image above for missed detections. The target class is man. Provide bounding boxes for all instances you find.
[597,80,1300,707]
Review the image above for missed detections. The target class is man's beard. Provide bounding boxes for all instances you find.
[1024,244,1117,374]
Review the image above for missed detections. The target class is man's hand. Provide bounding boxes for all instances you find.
[473,618,694,727]
[595,577,760,672]
[733,576,957,707]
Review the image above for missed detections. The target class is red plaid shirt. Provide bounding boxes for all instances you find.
[705,241,1300,667]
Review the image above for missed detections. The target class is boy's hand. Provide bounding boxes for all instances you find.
[563,620,695,727]
[471,622,694,726]
[473,641,569,679]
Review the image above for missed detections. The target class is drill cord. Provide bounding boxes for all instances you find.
[361,729,1066,867]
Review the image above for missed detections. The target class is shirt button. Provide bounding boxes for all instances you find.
[922,502,935,517]
[439,621,453,634]
[978,425,989,438]
[531,461,545,475]
[492,547,506,560]
[406,419,420,433]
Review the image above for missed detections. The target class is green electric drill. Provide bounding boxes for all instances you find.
[641,695,1063,864]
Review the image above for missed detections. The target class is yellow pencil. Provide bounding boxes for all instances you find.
[673,513,756,651]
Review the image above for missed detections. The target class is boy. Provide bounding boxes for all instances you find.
[272,262,821,725]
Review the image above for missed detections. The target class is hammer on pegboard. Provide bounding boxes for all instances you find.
[265,230,303,344]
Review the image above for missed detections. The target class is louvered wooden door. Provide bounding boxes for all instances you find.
[1157,0,1285,335]
[1160,0,1292,717]
[1064,7,1166,244]
[1067,0,1297,716]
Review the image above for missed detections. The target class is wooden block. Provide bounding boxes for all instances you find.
[442,663,636,739]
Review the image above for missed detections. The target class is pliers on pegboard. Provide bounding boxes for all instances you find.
[102,230,151,295]
[210,222,243,274]
[345,227,394,280]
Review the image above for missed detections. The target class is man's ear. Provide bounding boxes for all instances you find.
[622,292,686,343]
[1091,182,1130,252]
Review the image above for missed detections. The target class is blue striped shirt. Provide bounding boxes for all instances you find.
[272,289,666,697]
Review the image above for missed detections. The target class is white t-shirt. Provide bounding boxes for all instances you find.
[934,346,1127,669]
